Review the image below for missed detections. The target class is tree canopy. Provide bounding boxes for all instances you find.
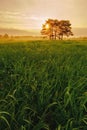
[41,19,73,40]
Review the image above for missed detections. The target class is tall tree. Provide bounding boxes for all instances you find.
[41,19,73,40]
[41,19,54,40]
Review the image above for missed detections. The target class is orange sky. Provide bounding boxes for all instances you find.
[0,0,87,30]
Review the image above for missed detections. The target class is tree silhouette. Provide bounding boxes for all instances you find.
[0,35,2,38]
[58,20,73,39]
[41,19,73,40]
[3,33,9,38]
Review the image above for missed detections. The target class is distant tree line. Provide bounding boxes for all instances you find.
[0,33,9,38]
[41,19,73,40]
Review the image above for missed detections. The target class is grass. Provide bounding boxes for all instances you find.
[0,39,87,130]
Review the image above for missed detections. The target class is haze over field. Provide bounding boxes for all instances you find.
[0,27,87,37]
[0,0,87,36]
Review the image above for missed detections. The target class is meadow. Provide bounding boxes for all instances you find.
[0,39,87,130]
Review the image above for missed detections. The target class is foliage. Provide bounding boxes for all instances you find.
[0,40,87,130]
[41,19,73,40]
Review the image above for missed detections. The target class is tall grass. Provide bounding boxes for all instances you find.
[0,40,87,130]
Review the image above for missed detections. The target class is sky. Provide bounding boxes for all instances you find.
[0,0,87,30]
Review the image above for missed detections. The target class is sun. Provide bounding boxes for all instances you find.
[45,24,49,29]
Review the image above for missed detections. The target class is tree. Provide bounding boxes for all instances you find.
[41,19,59,40]
[41,19,54,40]
[0,35,2,38]
[58,20,73,40]
[41,19,73,40]
[3,33,9,38]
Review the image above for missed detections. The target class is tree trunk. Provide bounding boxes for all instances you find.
[54,31,56,40]
[61,34,63,40]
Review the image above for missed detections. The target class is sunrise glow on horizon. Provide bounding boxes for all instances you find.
[0,0,87,30]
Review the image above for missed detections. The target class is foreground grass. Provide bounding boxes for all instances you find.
[0,40,87,130]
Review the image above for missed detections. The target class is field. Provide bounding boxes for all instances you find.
[0,39,87,130]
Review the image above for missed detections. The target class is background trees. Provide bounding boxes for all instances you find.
[3,33,9,38]
[41,19,73,40]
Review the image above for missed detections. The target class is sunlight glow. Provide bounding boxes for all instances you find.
[45,24,49,29]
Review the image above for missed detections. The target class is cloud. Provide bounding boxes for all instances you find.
[0,11,47,29]
[0,0,87,29]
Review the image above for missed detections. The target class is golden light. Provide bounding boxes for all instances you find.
[45,24,49,29]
